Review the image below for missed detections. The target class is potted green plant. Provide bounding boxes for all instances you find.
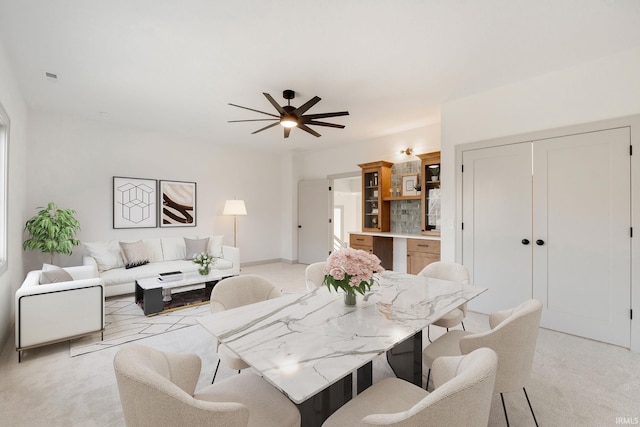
[23,202,81,265]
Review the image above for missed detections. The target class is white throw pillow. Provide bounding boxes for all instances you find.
[84,241,124,272]
[39,264,73,284]
[200,235,224,258]
[161,237,186,261]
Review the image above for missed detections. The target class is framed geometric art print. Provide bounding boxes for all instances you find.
[159,180,197,227]
[113,176,158,229]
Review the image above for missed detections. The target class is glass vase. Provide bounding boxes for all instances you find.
[344,292,356,306]
[198,267,210,276]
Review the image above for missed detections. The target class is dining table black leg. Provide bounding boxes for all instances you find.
[357,361,373,393]
[297,372,353,427]
[386,330,422,387]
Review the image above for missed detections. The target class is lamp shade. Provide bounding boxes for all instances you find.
[223,200,247,216]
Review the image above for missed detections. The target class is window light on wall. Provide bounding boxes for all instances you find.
[0,102,9,274]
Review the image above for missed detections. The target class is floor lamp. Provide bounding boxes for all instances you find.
[223,200,247,247]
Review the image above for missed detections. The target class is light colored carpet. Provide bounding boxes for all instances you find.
[1,262,639,426]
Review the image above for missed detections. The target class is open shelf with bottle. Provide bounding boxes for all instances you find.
[358,161,392,232]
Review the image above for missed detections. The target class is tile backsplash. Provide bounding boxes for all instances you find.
[390,160,421,233]
[391,200,421,233]
[390,160,420,193]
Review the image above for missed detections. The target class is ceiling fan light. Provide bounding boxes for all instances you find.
[280,116,298,128]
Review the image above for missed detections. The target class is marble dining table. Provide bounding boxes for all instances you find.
[197,270,487,426]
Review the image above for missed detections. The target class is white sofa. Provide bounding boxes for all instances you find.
[15,265,105,362]
[82,236,240,297]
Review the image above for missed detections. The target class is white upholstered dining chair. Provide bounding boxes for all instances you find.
[209,275,282,383]
[418,261,470,341]
[322,348,498,427]
[304,262,325,290]
[114,343,300,427]
[423,298,543,426]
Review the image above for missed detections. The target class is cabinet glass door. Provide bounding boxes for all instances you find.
[363,171,379,229]
[424,163,441,232]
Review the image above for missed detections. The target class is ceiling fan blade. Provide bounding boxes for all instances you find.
[263,93,286,115]
[251,122,280,134]
[293,96,321,116]
[228,103,280,118]
[305,120,345,129]
[228,118,279,123]
[284,127,291,138]
[302,111,350,120]
[298,123,321,137]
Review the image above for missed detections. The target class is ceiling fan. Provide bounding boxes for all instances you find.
[228,89,349,138]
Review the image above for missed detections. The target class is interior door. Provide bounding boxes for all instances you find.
[532,127,631,347]
[298,179,330,264]
[462,143,533,314]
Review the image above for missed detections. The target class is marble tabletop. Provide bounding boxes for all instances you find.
[197,270,486,404]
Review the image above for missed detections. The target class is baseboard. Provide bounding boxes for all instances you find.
[240,258,297,267]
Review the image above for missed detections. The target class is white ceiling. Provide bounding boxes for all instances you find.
[1,0,640,152]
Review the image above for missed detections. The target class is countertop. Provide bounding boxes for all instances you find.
[349,231,440,240]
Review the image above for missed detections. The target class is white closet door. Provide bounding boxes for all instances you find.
[532,127,631,347]
[462,143,533,314]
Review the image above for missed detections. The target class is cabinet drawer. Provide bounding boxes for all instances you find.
[407,239,440,254]
[350,234,373,248]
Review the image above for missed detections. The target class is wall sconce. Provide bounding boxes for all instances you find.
[400,148,413,156]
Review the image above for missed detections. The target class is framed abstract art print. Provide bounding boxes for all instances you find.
[159,180,197,227]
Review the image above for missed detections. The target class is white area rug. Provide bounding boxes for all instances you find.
[70,296,210,357]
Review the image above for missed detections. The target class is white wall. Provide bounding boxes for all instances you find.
[0,37,28,347]
[298,124,442,180]
[440,46,640,351]
[25,111,289,272]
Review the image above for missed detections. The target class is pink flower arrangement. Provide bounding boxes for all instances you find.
[323,247,384,296]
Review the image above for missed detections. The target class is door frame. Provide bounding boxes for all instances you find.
[455,114,640,352]
[328,171,361,254]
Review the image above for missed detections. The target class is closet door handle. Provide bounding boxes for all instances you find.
[521,239,530,245]
[536,239,545,246]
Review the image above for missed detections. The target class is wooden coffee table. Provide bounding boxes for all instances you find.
[135,271,234,315]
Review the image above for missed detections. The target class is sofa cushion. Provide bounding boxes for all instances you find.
[200,235,224,258]
[39,264,74,284]
[84,240,124,272]
[161,237,187,261]
[184,237,209,260]
[119,240,150,269]
[142,239,164,263]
